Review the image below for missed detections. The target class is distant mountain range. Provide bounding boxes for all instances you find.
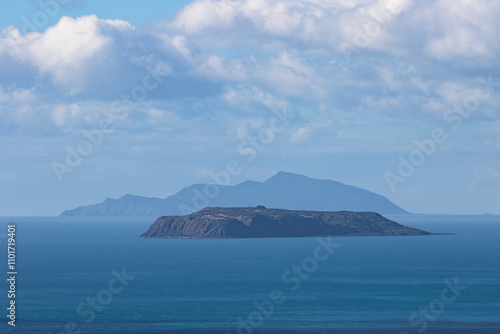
[60,171,409,216]
[142,207,424,239]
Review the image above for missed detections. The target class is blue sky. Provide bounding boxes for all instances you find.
[1,0,499,216]
[0,0,191,32]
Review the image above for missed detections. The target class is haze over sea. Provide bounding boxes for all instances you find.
[0,215,498,333]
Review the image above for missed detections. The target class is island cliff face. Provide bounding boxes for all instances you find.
[141,207,430,239]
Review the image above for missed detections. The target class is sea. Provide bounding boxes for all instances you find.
[0,214,498,333]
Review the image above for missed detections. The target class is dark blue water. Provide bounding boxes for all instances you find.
[0,215,498,333]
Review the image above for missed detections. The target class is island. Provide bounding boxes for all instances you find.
[141,206,431,239]
[61,171,409,217]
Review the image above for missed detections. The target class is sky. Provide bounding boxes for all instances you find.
[0,0,499,216]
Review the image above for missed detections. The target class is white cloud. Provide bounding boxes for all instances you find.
[50,103,106,127]
[171,0,500,68]
[0,15,133,94]
[171,0,414,54]
[0,0,499,138]
[422,0,500,62]
[291,126,311,142]
[222,85,289,114]
[196,54,247,81]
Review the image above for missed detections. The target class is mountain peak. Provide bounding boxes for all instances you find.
[276,171,302,177]
[119,194,143,201]
[266,171,310,182]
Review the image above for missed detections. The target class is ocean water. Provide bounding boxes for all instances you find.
[0,215,499,333]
